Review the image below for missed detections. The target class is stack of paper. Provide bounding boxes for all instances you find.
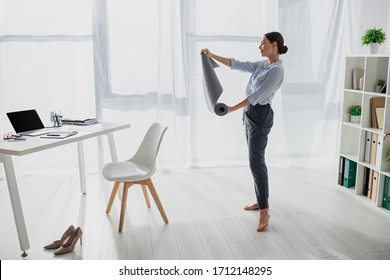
[62,118,99,125]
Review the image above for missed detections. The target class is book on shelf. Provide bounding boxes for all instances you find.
[352,68,364,90]
[380,83,387,94]
[364,131,372,163]
[375,108,385,129]
[343,158,357,188]
[370,97,385,128]
[369,133,378,165]
[368,170,374,199]
[364,132,384,168]
[371,171,379,202]
[375,135,383,167]
[338,156,345,186]
[362,167,370,196]
[384,177,390,210]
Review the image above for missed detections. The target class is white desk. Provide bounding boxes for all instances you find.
[0,122,130,257]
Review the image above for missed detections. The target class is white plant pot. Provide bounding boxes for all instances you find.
[351,115,361,123]
[369,43,379,54]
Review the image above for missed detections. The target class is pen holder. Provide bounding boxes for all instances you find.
[51,112,63,127]
[55,114,63,127]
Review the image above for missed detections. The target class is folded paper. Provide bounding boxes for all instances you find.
[201,52,228,116]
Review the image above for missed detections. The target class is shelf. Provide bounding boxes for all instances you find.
[364,57,389,94]
[339,55,390,211]
[341,121,361,129]
[344,57,365,90]
[340,153,358,163]
[361,91,387,97]
[360,126,384,135]
[339,125,360,157]
[343,89,364,94]
[358,160,378,171]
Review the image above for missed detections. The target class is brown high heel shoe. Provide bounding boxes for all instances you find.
[43,225,75,249]
[54,227,83,255]
[257,209,270,232]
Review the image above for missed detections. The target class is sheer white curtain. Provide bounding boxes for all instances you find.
[96,0,280,170]
[184,0,283,167]
[187,0,346,167]
[0,0,96,175]
[100,0,190,171]
[99,0,280,169]
[1,0,390,175]
[278,0,347,166]
[274,0,390,167]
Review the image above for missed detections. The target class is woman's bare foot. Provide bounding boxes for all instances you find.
[244,203,259,211]
[257,209,270,232]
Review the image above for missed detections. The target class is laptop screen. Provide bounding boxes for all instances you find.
[7,109,45,133]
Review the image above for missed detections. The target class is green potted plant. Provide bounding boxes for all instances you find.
[377,79,386,92]
[361,27,387,54]
[348,105,361,123]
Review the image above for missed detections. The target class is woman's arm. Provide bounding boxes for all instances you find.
[200,48,252,114]
[228,98,251,113]
[201,48,231,67]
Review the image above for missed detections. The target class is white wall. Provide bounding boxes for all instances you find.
[348,0,390,55]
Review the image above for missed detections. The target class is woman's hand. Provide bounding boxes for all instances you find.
[201,49,231,67]
[201,48,213,57]
[227,99,251,115]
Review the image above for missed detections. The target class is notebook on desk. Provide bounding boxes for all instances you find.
[6,109,53,136]
[40,131,78,139]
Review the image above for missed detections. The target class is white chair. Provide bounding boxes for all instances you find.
[103,122,168,232]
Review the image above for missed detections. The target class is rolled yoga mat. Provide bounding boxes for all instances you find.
[201,52,228,116]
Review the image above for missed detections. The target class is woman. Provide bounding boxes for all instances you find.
[201,32,288,232]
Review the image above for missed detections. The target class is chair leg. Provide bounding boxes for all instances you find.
[141,184,151,208]
[119,182,132,233]
[106,181,120,214]
[145,178,168,223]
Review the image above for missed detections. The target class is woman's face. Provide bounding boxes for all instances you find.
[259,36,277,57]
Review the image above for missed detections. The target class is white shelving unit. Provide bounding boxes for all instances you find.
[339,55,390,209]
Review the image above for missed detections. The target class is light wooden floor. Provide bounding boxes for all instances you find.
[1,165,390,260]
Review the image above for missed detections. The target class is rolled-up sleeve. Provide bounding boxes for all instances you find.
[231,58,261,73]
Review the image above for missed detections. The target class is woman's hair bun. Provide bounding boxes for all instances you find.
[279,45,288,54]
[264,32,288,55]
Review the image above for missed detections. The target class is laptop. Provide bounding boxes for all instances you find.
[7,109,54,136]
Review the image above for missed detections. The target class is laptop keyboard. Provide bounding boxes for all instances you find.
[22,128,55,136]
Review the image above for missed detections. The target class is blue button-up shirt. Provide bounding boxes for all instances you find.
[231,58,284,105]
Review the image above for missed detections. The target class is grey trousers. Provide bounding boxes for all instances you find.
[244,103,274,210]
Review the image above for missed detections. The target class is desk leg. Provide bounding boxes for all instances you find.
[107,132,122,199]
[1,154,30,257]
[77,141,87,194]
[107,132,118,162]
